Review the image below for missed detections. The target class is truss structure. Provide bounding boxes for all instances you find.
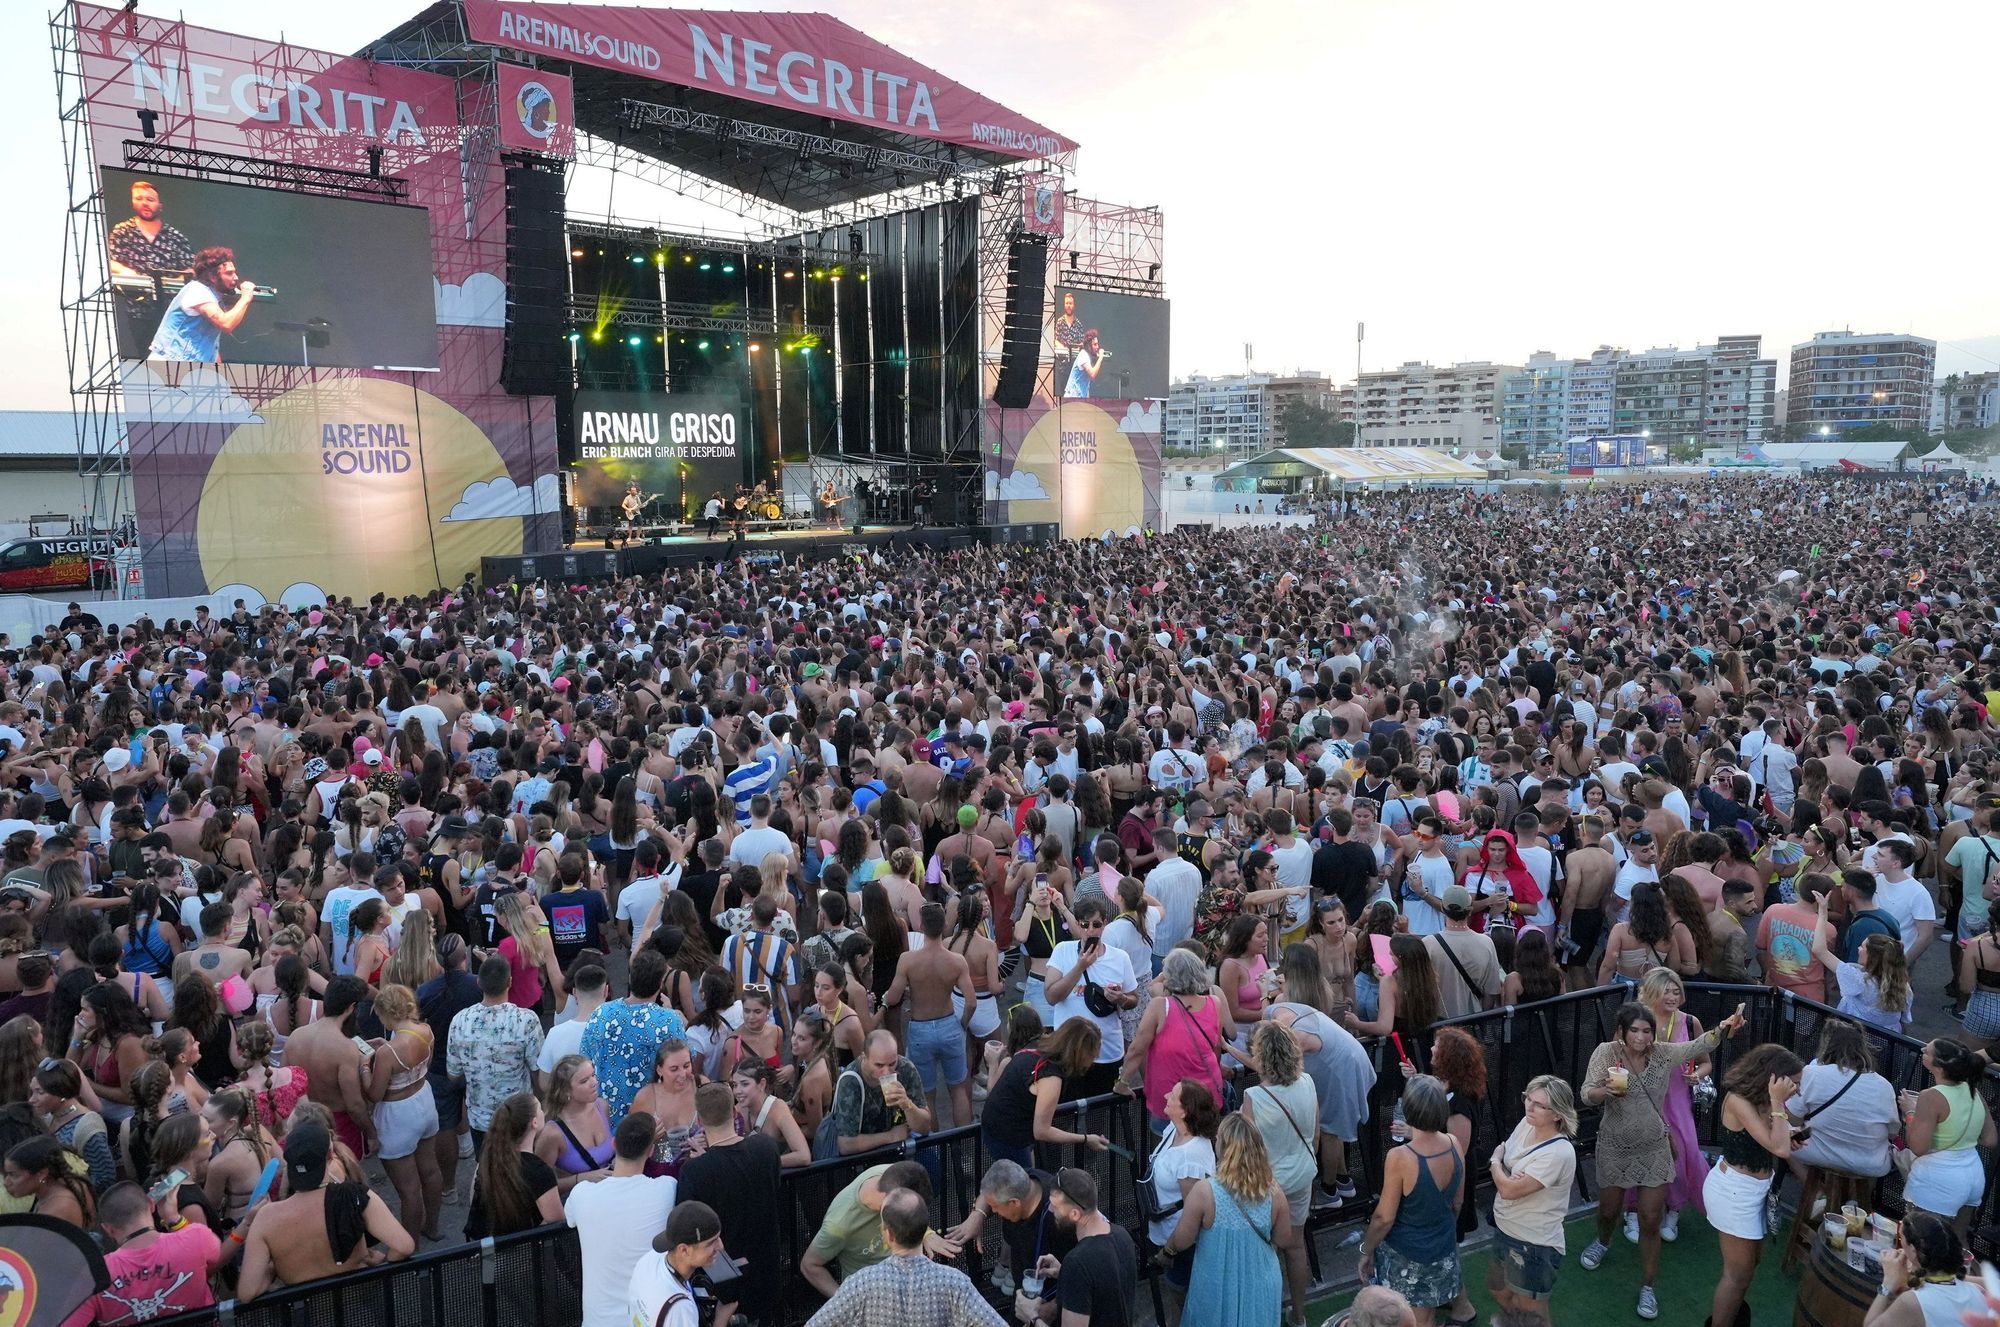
[119,141,410,201]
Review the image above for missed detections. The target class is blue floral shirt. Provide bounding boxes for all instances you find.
[579,1000,689,1124]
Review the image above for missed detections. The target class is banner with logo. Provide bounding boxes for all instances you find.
[497,62,575,158]
[1022,174,1064,237]
[983,399,1161,540]
[463,0,1077,160]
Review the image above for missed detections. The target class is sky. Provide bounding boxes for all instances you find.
[6,0,1998,412]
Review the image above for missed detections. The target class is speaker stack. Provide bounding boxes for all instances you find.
[500,163,568,397]
[992,233,1049,409]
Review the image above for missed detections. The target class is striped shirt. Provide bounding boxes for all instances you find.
[723,756,777,825]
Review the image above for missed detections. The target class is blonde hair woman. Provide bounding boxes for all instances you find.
[495,891,565,1013]
[366,983,442,1243]
[1157,1112,1295,1326]
[382,909,443,993]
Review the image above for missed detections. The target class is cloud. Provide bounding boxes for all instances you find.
[279,583,331,610]
[119,362,263,425]
[1117,401,1162,435]
[435,273,506,328]
[985,469,1051,501]
[440,473,562,522]
[200,581,331,610]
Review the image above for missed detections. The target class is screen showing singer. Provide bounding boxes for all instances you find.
[1063,329,1109,398]
[98,167,437,369]
[148,247,259,364]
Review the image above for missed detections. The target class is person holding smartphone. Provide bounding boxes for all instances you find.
[1043,897,1137,1098]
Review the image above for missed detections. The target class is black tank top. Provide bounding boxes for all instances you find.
[1177,832,1211,884]
[1719,1125,1776,1172]
[426,854,471,941]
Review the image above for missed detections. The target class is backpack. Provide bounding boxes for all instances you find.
[812,1069,864,1160]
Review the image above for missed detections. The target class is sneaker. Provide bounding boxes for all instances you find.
[457,1133,474,1160]
[1660,1209,1679,1243]
[1623,1211,1639,1244]
[1335,1175,1358,1200]
[991,1266,1015,1298]
[1636,1287,1659,1320]
[1311,1185,1341,1211]
[1579,1240,1608,1271]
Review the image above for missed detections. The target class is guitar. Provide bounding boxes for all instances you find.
[620,492,663,520]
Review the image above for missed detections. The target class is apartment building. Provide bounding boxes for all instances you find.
[1787,331,1936,434]
[1164,372,1341,454]
[1337,360,1516,449]
[1501,337,1775,450]
[1930,370,2000,434]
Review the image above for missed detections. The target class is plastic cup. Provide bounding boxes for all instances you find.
[1022,1274,1046,1298]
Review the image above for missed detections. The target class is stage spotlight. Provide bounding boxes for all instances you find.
[655,334,664,344]
[136,109,160,139]
[630,255,644,265]
[366,145,384,177]
[1148,263,1160,280]
[782,270,795,279]
[696,340,710,351]
[799,346,812,356]
[590,330,604,342]
[699,260,711,271]
[1068,251,1080,270]
[749,343,761,353]
[626,335,643,347]
[565,331,580,343]
[683,254,693,263]
[570,247,585,259]
[721,263,735,274]
[654,251,666,263]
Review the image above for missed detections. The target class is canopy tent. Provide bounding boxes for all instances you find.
[1218,447,1487,488]
[1746,441,1908,468]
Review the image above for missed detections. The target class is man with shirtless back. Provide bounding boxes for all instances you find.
[883,903,976,1129]
[235,1122,412,1301]
[283,976,377,1157]
[1559,816,1616,989]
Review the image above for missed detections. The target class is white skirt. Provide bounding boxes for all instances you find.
[951,990,1002,1038]
[1702,1160,1774,1240]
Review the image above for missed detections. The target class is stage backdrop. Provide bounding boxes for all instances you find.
[571,389,746,523]
[71,1,560,602]
[984,398,1161,540]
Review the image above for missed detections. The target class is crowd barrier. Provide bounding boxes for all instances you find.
[158,984,1998,1327]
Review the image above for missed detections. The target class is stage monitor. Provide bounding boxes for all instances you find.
[101,167,438,369]
[572,389,747,523]
[1051,286,1168,402]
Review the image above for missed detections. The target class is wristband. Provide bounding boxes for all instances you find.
[229,1228,247,1244]
[163,1217,189,1232]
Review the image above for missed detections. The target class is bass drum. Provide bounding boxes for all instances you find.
[760,499,783,520]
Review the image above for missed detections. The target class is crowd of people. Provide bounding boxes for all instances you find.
[3,473,2000,1327]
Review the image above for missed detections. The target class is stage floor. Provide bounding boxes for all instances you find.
[620,522,901,548]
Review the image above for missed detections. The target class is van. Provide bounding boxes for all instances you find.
[0,536,115,593]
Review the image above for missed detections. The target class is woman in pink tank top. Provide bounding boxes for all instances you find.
[1120,948,1235,1125]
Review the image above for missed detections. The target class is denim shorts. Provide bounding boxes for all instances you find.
[1495,1230,1560,1300]
[429,1073,466,1130]
[905,1013,969,1091]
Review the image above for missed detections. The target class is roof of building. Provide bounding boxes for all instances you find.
[0,412,82,459]
[1220,447,1486,484]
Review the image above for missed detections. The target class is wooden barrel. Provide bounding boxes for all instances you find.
[1794,1230,1875,1327]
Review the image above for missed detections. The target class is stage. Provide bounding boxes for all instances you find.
[484,519,1057,585]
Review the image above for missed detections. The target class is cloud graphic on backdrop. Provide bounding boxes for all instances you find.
[120,362,263,424]
[440,473,562,522]
[986,470,1051,501]
[1116,401,1162,435]
[203,582,332,612]
[434,273,507,327]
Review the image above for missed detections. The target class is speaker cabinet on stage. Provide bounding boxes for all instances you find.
[992,233,1048,409]
[501,164,568,397]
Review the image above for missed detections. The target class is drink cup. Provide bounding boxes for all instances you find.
[1607,1065,1630,1094]
[1022,1274,1046,1298]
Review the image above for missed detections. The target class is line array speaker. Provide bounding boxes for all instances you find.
[992,232,1048,409]
[501,165,568,397]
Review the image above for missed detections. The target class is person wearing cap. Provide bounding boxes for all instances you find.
[630,1199,725,1327]
[806,1186,1005,1327]
[1424,885,1502,1020]
[235,1122,414,1301]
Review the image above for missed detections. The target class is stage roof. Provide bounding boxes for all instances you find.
[1222,448,1488,485]
[367,1,1076,211]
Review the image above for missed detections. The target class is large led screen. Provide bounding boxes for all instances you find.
[102,167,438,369]
[1050,286,1169,402]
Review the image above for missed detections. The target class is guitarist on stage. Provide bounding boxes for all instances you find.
[820,478,842,528]
[619,483,659,545]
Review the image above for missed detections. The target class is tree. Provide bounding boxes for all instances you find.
[1279,398,1355,448]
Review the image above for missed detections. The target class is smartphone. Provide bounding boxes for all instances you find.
[148,1167,189,1202]
[350,1035,374,1057]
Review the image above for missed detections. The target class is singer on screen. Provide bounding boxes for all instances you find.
[1063,328,1109,398]
[148,246,259,363]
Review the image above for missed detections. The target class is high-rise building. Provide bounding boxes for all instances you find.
[1337,361,1517,450]
[1930,370,2000,434]
[1164,372,1340,454]
[1787,331,1936,434]
[1501,338,1774,450]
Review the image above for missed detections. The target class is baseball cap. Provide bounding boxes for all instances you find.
[652,1200,723,1253]
[361,749,383,766]
[102,748,131,773]
[302,757,329,781]
[1441,885,1473,916]
[438,815,471,838]
[285,1121,332,1190]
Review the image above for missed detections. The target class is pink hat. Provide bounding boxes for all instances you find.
[307,611,324,626]
[553,676,571,691]
[352,736,373,754]
[365,653,384,668]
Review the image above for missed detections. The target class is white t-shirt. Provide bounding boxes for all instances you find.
[1148,747,1202,793]
[400,703,449,749]
[538,1013,590,1074]
[616,871,677,945]
[1597,761,1640,800]
[1611,861,1659,923]
[728,825,792,869]
[1401,853,1456,936]
[1515,844,1556,928]
[1103,907,1162,988]
[623,1246,699,1327]
[1872,876,1938,949]
[322,885,382,975]
[1047,940,1136,1062]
